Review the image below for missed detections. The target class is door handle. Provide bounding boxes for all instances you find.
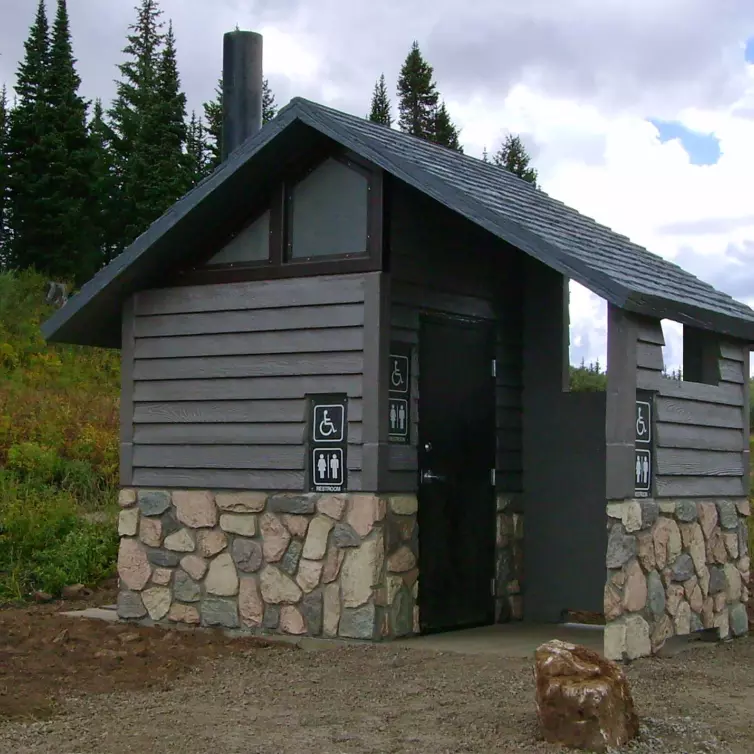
[421,469,446,484]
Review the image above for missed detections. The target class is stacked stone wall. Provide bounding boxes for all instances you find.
[604,499,749,660]
[495,495,524,622]
[117,489,420,641]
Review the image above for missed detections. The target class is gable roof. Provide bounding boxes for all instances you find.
[42,97,754,347]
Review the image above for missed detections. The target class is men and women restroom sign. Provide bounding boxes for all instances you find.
[308,395,348,493]
[635,389,653,497]
[389,343,411,444]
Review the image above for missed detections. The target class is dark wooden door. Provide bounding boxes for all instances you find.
[417,315,496,633]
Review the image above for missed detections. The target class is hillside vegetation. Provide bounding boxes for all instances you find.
[0,270,120,602]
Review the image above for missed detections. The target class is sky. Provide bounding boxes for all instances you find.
[1,0,754,373]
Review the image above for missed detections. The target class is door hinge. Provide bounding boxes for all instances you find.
[491,358,497,378]
[490,577,496,596]
[490,468,496,486]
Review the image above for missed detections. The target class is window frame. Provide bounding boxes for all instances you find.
[282,153,375,266]
[203,206,274,270]
[176,147,384,287]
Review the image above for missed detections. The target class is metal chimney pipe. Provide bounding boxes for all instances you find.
[222,30,263,162]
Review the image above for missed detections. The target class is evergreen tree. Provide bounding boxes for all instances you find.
[148,20,190,203]
[202,77,222,169]
[44,0,99,282]
[5,0,54,274]
[262,78,277,124]
[186,111,208,185]
[0,87,9,265]
[108,0,165,247]
[397,41,438,138]
[89,98,118,266]
[432,101,462,151]
[203,74,277,171]
[493,133,538,186]
[368,73,392,126]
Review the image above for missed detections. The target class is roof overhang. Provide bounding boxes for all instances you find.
[42,98,754,348]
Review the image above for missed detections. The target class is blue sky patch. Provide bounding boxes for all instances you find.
[649,119,721,166]
[746,37,754,63]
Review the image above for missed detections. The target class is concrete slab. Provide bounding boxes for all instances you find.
[62,605,607,658]
[393,622,605,658]
[61,607,119,622]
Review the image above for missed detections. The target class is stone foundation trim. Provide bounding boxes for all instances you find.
[604,498,749,661]
[495,495,524,622]
[117,489,419,642]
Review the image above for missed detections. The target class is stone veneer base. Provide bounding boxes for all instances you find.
[495,495,524,622]
[604,498,750,661]
[116,489,420,641]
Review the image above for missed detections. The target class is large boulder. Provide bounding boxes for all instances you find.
[534,639,639,752]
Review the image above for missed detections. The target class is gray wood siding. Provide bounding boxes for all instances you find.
[636,318,749,498]
[120,297,136,486]
[385,182,523,492]
[128,274,368,490]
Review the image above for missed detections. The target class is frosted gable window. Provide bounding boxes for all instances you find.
[206,210,270,265]
[289,158,368,259]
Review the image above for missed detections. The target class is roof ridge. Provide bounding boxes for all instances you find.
[303,99,647,246]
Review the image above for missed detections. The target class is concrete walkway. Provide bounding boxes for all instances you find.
[394,622,605,657]
[63,606,605,657]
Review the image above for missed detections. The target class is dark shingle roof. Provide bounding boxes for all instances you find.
[43,97,754,347]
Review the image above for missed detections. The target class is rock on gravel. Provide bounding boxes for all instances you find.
[535,639,638,752]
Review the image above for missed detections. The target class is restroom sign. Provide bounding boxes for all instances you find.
[308,394,348,493]
[635,390,653,497]
[389,398,409,438]
[312,448,344,487]
[389,343,411,444]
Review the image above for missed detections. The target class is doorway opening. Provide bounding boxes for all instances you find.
[417,315,497,634]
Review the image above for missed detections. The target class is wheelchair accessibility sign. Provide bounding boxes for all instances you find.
[390,354,409,393]
[312,404,345,443]
[634,389,654,497]
[389,342,412,444]
[308,394,348,493]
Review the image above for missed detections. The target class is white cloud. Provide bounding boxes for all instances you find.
[448,65,754,374]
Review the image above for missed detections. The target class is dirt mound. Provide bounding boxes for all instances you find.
[0,586,289,722]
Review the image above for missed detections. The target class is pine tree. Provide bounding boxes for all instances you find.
[0,87,10,265]
[148,20,190,204]
[43,0,99,283]
[89,98,118,266]
[186,111,208,185]
[203,77,222,169]
[262,78,277,124]
[493,133,538,186]
[368,73,392,126]
[397,41,438,138]
[432,101,462,152]
[203,74,277,171]
[5,0,54,274]
[108,0,165,247]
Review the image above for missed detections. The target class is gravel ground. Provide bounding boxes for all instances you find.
[2,614,754,754]
[2,588,753,754]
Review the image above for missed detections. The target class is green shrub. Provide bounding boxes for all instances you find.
[7,441,61,483]
[0,471,118,600]
[0,271,120,602]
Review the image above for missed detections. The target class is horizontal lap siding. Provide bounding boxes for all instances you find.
[636,319,748,498]
[130,274,367,491]
[386,182,522,492]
